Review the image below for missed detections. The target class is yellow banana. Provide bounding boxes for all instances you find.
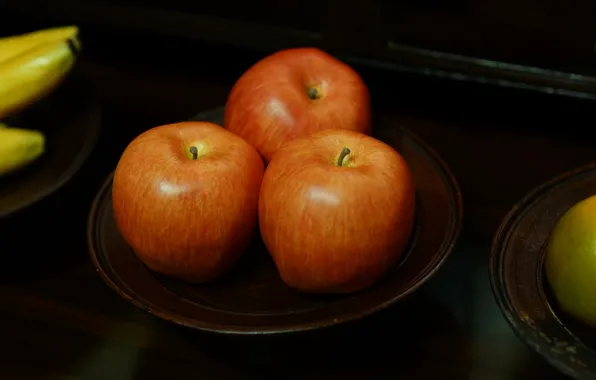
[0,127,45,177]
[0,26,79,65]
[0,37,80,120]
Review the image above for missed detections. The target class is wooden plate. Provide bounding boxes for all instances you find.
[490,164,596,380]
[0,76,101,218]
[87,107,462,335]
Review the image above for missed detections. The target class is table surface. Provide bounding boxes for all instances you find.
[2,28,596,380]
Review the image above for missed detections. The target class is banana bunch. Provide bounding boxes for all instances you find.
[0,26,80,178]
[0,25,80,119]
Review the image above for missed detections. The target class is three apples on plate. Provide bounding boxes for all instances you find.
[112,48,416,294]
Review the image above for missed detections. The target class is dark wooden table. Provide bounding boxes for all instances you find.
[2,27,596,380]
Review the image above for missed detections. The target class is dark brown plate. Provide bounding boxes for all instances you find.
[0,76,101,218]
[490,164,596,380]
[87,107,462,335]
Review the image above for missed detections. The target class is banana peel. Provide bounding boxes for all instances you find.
[0,36,81,120]
[0,126,45,177]
[0,26,79,65]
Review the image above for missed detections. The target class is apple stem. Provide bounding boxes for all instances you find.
[190,146,198,160]
[337,147,351,167]
[307,87,319,100]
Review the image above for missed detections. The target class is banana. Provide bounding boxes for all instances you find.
[0,26,79,65]
[0,36,80,120]
[0,127,45,177]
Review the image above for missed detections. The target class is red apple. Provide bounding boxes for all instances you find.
[112,121,265,283]
[258,129,415,294]
[224,47,371,163]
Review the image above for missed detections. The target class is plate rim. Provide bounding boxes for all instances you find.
[489,162,596,379]
[87,109,463,335]
[0,79,102,218]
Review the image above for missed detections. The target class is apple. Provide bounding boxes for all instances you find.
[224,47,371,163]
[258,129,416,294]
[112,121,265,283]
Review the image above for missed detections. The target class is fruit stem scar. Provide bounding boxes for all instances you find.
[67,38,80,56]
[337,147,351,167]
[307,87,320,100]
[190,146,198,160]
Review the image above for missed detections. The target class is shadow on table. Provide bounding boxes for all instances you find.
[131,288,472,380]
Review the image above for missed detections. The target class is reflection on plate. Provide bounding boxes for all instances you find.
[87,107,462,335]
[491,164,596,380]
[0,76,101,218]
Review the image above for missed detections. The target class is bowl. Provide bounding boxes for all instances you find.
[490,163,596,380]
[0,76,101,218]
[87,107,462,335]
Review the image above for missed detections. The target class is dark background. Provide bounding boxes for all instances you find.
[2,0,596,98]
[1,1,596,379]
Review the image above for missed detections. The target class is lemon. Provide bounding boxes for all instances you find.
[546,194,596,326]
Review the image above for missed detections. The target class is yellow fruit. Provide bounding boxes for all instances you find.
[0,26,78,64]
[0,36,80,120]
[546,195,596,326]
[0,127,45,177]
